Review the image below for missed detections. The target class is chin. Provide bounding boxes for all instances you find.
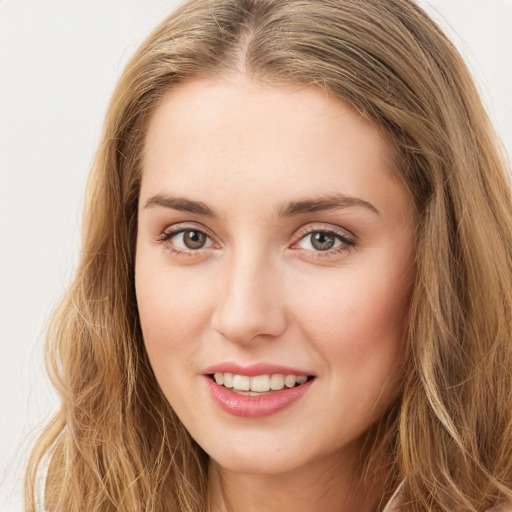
[203,437,308,476]
[211,453,303,476]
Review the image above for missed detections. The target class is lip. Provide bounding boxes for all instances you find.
[203,362,311,377]
[204,375,315,419]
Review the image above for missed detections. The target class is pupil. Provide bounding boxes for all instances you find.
[184,230,205,249]
[312,232,335,251]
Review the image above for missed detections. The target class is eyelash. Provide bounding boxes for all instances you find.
[156,223,357,259]
[293,225,357,259]
[155,224,217,258]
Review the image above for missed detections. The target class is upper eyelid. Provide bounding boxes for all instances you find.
[160,222,217,240]
[156,222,356,248]
[293,223,356,241]
[157,225,218,253]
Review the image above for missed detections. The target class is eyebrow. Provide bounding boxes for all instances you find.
[144,195,215,217]
[143,192,379,217]
[278,194,379,217]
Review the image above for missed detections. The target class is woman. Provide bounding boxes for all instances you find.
[25,0,512,511]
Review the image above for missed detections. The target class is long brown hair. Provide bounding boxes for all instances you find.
[26,1,512,511]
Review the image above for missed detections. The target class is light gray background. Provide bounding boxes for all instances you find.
[1,1,511,510]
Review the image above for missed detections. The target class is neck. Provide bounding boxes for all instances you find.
[207,449,385,512]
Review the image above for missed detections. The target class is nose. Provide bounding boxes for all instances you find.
[210,249,287,345]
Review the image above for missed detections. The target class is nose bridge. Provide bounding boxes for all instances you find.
[211,244,286,344]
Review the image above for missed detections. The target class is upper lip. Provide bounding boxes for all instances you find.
[203,362,312,377]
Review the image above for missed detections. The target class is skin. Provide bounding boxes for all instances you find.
[135,75,416,512]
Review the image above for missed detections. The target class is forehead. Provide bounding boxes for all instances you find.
[140,75,409,221]
[143,75,392,162]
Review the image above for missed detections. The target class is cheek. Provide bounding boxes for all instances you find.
[296,275,407,341]
[135,256,212,369]
[291,259,410,374]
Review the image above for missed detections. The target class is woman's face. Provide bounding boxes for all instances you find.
[135,76,415,476]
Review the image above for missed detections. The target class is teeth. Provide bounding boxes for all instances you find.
[233,375,250,391]
[212,372,310,392]
[223,372,234,388]
[251,374,270,392]
[284,375,297,388]
[270,374,285,390]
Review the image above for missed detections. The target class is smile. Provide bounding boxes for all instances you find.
[212,372,310,394]
[206,370,316,418]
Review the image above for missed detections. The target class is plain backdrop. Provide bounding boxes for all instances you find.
[1,1,511,510]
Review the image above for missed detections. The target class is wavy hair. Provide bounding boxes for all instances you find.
[25,1,512,511]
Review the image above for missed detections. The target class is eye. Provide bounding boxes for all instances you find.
[293,226,356,255]
[158,227,215,251]
[176,229,210,250]
[299,231,341,251]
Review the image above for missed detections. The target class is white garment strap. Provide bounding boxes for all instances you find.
[35,431,64,512]
[381,481,404,512]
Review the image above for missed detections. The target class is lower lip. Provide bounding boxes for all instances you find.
[205,377,315,418]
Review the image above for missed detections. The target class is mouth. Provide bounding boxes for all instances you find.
[208,372,316,396]
[204,363,316,417]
